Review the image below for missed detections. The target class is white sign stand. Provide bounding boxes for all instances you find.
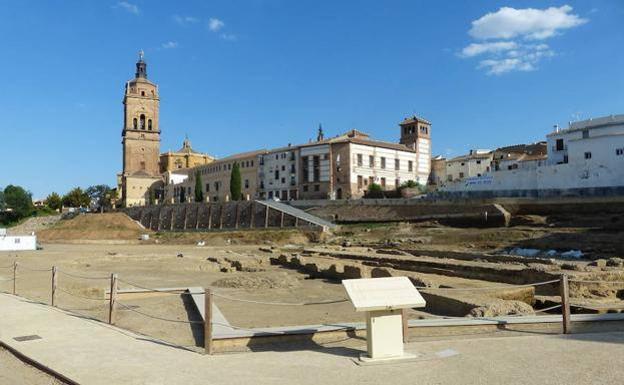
[343,277,426,363]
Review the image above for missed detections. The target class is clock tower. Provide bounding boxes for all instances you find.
[119,51,163,206]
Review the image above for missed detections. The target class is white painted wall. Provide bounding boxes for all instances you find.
[259,148,299,199]
[349,143,420,188]
[0,235,37,251]
[300,145,331,183]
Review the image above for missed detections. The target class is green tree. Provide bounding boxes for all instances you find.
[86,185,112,212]
[194,170,204,202]
[229,162,242,201]
[365,183,384,199]
[62,187,90,208]
[3,185,34,218]
[0,189,5,211]
[45,192,63,211]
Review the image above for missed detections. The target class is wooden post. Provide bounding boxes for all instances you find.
[195,205,201,230]
[219,204,224,229]
[560,274,571,334]
[402,309,409,343]
[12,261,17,295]
[294,217,299,227]
[264,206,270,228]
[108,273,118,325]
[51,266,58,307]
[182,205,189,230]
[280,212,285,228]
[204,288,213,355]
[207,205,213,229]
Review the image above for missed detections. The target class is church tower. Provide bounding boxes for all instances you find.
[119,51,163,207]
[122,50,161,177]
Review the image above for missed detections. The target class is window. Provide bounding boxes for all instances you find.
[313,156,320,182]
[357,154,363,166]
[281,178,285,184]
[275,170,279,180]
[369,155,374,168]
[476,160,481,164]
[369,176,374,186]
[323,153,329,160]
[133,118,137,130]
[617,148,624,156]
[214,182,219,191]
[584,152,592,159]
[380,177,386,188]
[302,156,309,182]
[148,119,152,130]
[290,164,296,173]
[268,191,273,199]
[582,129,589,139]
[556,139,564,151]
[395,159,400,170]
[380,157,386,169]
[140,114,146,130]
[281,165,285,171]
[459,172,464,178]
[303,185,308,192]
[357,175,363,189]
[245,179,249,188]
[408,161,413,172]
[447,175,453,181]
[140,161,146,170]
[395,178,400,187]
[314,185,320,192]
[206,183,210,192]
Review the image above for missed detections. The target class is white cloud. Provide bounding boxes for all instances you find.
[208,18,225,32]
[173,15,199,25]
[161,41,178,49]
[469,5,587,41]
[115,1,139,15]
[460,41,517,57]
[459,5,586,75]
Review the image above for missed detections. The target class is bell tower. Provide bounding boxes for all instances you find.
[122,50,161,177]
[119,51,163,207]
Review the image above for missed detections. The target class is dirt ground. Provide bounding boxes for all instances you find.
[3,212,623,350]
[0,347,66,385]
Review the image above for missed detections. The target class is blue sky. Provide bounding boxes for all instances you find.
[1,1,623,198]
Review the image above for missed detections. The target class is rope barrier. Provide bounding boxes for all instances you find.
[56,287,108,302]
[0,277,15,282]
[17,265,53,272]
[417,279,561,292]
[116,301,204,324]
[0,264,15,269]
[211,293,349,306]
[116,278,195,296]
[569,280,624,285]
[57,269,110,280]
[535,304,562,313]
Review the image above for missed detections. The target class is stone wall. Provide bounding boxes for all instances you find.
[123,201,321,232]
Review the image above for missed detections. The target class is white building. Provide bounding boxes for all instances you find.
[445,150,493,182]
[258,146,299,200]
[441,114,624,198]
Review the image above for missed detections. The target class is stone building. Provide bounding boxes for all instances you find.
[118,51,163,207]
[257,146,299,200]
[399,116,432,184]
[159,137,215,173]
[166,150,265,203]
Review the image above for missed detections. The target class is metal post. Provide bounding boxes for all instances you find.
[51,266,58,307]
[12,261,17,295]
[204,288,213,355]
[234,203,240,229]
[219,204,224,229]
[249,202,255,229]
[264,206,270,228]
[108,273,118,325]
[280,212,285,228]
[560,274,571,334]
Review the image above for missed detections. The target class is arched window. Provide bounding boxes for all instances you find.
[148,119,152,130]
[133,118,138,130]
[140,114,146,130]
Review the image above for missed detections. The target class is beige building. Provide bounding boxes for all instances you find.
[445,150,493,183]
[160,137,214,173]
[165,150,265,203]
[399,116,432,184]
[118,51,163,207]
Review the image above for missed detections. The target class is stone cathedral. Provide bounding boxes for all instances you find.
[118,52,213,206]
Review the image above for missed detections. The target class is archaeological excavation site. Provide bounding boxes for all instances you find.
[2,197,624,353]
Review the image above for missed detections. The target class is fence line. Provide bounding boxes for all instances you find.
[116,301,203,325]
[417,279,560,292]
[117,278,195,296]
[569,279,624,285]
[17,265,53,272]
[56,287,108,302]
[211,293,349,306]
[57,269,110,281]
